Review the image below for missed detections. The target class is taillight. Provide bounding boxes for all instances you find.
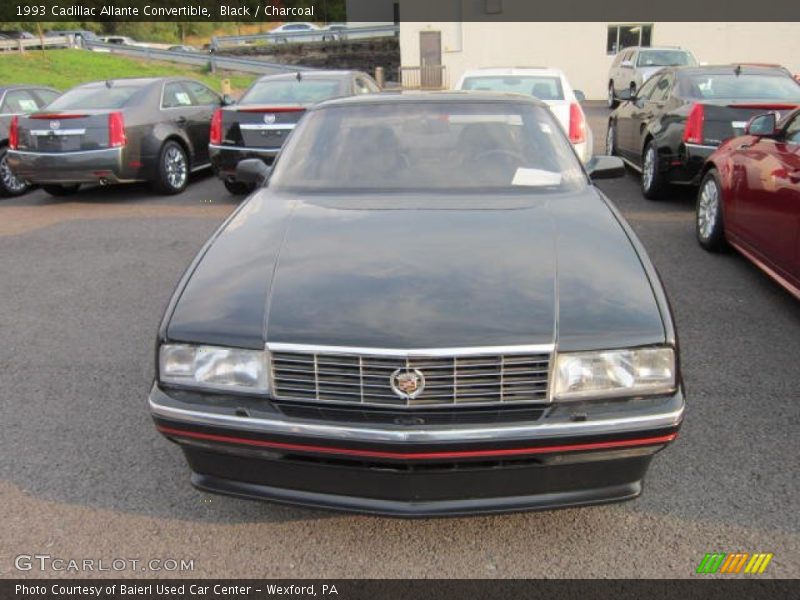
[210,108,223,145]
[108,111,127,148]
[683,103,705,144]
[568,102,586,144]
[9,116,19,150]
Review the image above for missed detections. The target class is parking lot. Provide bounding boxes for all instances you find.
[1,104,798,578]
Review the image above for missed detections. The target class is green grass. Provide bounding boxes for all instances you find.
[0,49,255,93]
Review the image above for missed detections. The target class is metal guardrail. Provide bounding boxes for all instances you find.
[211,24,399,50]
[82,40,315,75]
[399,66,449,90]
[0,36,74,51]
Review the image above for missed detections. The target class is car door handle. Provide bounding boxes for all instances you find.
[736,143,752,150]
[175,116,187,125]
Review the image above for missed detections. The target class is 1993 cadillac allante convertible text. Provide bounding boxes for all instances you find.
[149,93,685,516]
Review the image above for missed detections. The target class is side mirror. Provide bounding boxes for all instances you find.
[620,60,633,68]
[573,90,586,103]
[586,156,625,180]
[745,112,777,136]
[617,88,632,101]
[236,159,271,185]
[222,94,235,106]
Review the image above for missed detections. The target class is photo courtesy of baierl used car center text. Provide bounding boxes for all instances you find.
[0,0,798,598]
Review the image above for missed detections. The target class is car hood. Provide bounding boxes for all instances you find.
[166,189,666,352]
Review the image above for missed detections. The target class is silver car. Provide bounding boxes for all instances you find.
[607,46,696,108]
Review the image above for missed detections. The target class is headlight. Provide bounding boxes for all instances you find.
[553,346,676,401]
[159,344,268,394]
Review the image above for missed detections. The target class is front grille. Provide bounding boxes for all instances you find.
[270,347,551,407]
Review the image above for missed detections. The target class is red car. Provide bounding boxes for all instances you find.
[696,108,800,299]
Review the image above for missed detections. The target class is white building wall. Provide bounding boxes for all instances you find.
[399,22,800,99]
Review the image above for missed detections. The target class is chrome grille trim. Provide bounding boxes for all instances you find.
[268,343,554,408]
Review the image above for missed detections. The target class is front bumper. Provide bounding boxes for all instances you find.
[210,144,279,180]
[150,384,684,516]
[6,147,141,185]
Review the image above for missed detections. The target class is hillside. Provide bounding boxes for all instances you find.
[0,49,255,93]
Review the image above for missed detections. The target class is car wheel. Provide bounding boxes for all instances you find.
[607,83,618,109]
[605,121,617,156]
[223,178,255,196]
[0,147,29,197]
[153,141,189,195]
[42,184,80,197]
[696,169,727,251]
[641,140,666,200]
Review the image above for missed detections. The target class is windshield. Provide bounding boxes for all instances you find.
[679,73,800,100]
[461,76,564,101]
[637,50,695,67]
[270,102,586,193]
[241,79,343,105]
[46,85,142,110]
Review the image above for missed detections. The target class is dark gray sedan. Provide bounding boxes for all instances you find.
[210,70,380,194]
[0,85,60,196]
[151,93,684,516]
[7,77,222,196]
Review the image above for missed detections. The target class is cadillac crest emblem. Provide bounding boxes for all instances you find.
[390,368,425,400]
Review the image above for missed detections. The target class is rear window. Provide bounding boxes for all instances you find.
[270,102,586,194]
[679,73,800,101]
[461,76,565,101]
[34,89,60,106]
[240,79,343,105]
[46,85,142,110]
[637,50,695,67]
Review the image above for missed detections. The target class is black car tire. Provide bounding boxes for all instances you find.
[0,147,30,197]
[641,140,666,200]
[696,169,727,252]
[224,179,256,196]
[152,141,189,195]
[42,184,80,197]
[605,121,617,156]
[607,83,618,109]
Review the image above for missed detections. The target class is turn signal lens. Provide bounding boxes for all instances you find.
[210,108,223,144]
[108,111,127,147]
[683,103,705,144]
[9,116,19,149]
[569,102,587,144]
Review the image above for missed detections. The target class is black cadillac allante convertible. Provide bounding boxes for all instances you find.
[150,92,684,516]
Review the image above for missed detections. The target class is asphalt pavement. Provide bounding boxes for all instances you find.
[1,103,798,579]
